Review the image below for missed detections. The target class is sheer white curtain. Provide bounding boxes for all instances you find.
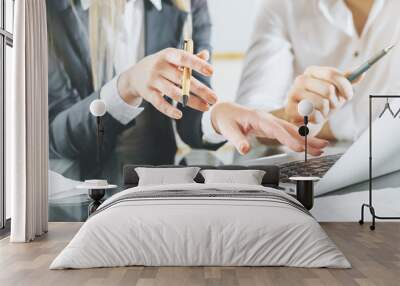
[7,0,49,242]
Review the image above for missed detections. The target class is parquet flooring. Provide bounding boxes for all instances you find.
[1,222,399,286]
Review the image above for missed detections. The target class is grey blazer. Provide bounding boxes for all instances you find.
[47,0,222,183]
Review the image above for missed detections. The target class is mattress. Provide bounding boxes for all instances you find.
[50,183,350,269]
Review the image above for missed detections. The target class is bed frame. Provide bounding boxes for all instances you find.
[122,164,315,210]
[123,165,280,189]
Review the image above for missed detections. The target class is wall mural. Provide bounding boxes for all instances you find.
[46,0,400,222]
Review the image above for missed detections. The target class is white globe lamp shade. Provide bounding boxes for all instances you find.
[298,99,314,117]
[90,99,106,117]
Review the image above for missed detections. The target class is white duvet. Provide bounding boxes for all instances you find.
[50,183,350,269]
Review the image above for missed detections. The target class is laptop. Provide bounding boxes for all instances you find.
[243,112,400,196]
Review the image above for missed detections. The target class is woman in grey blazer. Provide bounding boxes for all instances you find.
[47,0,222,184]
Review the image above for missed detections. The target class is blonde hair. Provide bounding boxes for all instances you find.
[88,0,126,91]
[72,0,191,91]
[173,0,191,12]
[173,0,192,39]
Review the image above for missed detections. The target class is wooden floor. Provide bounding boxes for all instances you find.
[1,222,400,286]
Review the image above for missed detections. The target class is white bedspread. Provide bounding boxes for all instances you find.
[50,183,350,269]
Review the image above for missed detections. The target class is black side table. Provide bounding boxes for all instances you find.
[289,177,320,210]
[77,182,117,216]
[88,189,106,216]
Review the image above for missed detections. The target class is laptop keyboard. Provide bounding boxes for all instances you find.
[279,153,343,184]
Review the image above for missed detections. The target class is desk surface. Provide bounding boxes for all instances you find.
[49,142,400,222]
[236,141,400,191]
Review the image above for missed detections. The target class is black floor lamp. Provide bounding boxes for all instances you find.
[89,99,106,165]
[359,95,400,230]
[83,99,118,216]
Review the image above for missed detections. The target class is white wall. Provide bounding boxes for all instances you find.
[208,0,261,101]
[209,0,261,53]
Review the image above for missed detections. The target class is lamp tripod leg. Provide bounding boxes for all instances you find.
[370,206,376,231]
[359,204,366,225]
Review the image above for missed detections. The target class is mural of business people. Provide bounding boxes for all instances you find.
[47,0,326,185]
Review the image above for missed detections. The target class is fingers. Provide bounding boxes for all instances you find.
[152,76,181,100]
[344,71,365,84]
[196,50,210,61]
[286,100,319,124]
[253,112,328,156]
[274,124,323,156]
[297,75,339,109]
[158,62,217,105]
[190,77,218,105]
[213,105,328,157]
[304,66,354,100]
[279,119,328,156]
[146,89,182,119]
[291,89,330,117]
[163,48,214,77]
[304,134,329,150]
[286,67,349,123]
[257,117,305,153]
[218,120,251,155]
[153,76,209,112]
[185,94,210,112]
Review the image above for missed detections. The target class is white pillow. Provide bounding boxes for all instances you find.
[135,167,200,186]
[200,169,266,185]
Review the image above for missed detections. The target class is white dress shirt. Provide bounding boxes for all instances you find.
[236,0,400,141]
[85,0,162,125]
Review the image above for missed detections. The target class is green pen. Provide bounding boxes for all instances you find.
[347,44,395,82]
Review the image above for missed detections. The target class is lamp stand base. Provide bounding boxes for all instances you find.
[88,189,106,216]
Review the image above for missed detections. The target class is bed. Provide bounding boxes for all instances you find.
[50,165,350,269]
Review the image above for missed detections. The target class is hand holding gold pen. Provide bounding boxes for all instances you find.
[181,39,194,107]
[177,0,195,107]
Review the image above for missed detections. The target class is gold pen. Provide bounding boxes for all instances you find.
[181,39,194,107]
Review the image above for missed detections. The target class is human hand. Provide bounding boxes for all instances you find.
[211,102,329,155]
[117,48,217,119]
[285,66,362,124]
